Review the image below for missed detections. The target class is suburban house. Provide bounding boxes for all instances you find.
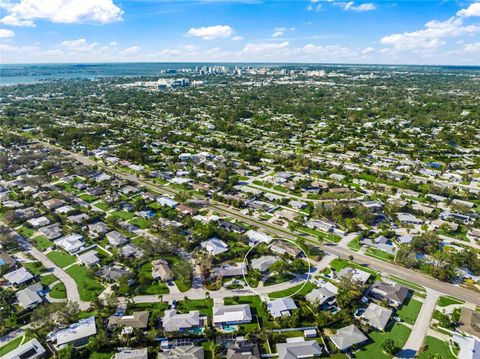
[27,216,50,228]
[201,238,229,256]
[38,223,63,240]
[306,282,338,306]
[267,298,298,318]
[362,303,393,331]
[368,281,409,307]
[77,251,100,267]
[157,345,204,359]
[220,221,247,234]
[0,251,16,269]
[16,286,43,310]
[3,338,46,359]
[337,267,371,284]
[54,234,84,254]
[246,230,272,244]
[213,304,252,326]
[452,333,480,359]
[276,340,323,359]
[106,231,129,247]
[271,240,302,257]
[47,316,97,349]
[226,337,260,359]
[459,308,480,339]
[162,310,203,332]
[88,221,109,238]
[151,259,173,281]
[330,324,368,352]
[251,256,277,272]
[114,348,148,359]
[157,196,178,208]
[4,267,34,286]
[108,311,150,331]
[397,212,423,225]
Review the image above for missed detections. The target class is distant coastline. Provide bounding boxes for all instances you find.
[1,62,479,86]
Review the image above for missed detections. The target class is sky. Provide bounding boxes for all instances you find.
[0,0,479,65]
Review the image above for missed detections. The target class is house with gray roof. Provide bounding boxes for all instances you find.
[251,256,277,272]
[213,262,246,278]
[276,340,322,359]
[368,281,409,307]
[2,338,46,359]
[114,348,148,359]
[267,298,298,318]
[162,310,202,332]
[106,231,129,247]
[4,267,34,286]
[337,267,371,284]
[16,286,42,310]
[306,282,338,306]
[201,237,229,256]
[77,250,100,266]
[157,345,204,359]
[47,316,97,349]
[330,324,368,351]
[226,337,260,359]
[362,303,392,331]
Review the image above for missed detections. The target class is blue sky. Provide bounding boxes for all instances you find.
[0,0,479,64]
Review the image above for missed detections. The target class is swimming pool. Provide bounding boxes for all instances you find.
[222,325,238,333]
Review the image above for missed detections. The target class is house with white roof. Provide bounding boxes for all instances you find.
[362,303,392,331]
[27,216,50,228]
[106,231,129,247]
[2,338,46,359]
[306,282,338,306]
[330,324,368,352]
[246,230,272,244]
[337,267,371,284]
[47,316,97,349]
[16,286,42,310]
[157,196,178,208]
[452,333,480,359]
[276,340,323,359]
[213,304,252,326]
[54,234,84,254]
[201,238,229,256]
[251,256,277,272]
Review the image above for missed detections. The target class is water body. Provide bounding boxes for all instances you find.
[1,62,479,86]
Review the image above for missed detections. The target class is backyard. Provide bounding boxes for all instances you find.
[65,264,104,301]
[47,251,76,268]
[355,323,411,359]
[397,297,423,325]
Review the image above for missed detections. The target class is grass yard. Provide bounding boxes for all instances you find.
[65,264,103,301]
[175,278,192,292]
[437,296,465,307]
[111,210,135,220]
[137,262,170,295]
[32,236,54,251]
[127,302,169,319]
[94,202,110,211]
[79,193,98,202]
[47,251,76,268]
[418,336,456,359]
[397,297,423,324]
[177,298,214,316]
[268,281,315,299]
[17,226,35,238]
[355,323,411,359]
[40,274,57,286]
[365,247,394,262]
[23,261,48,275]
[89,352,115,359]
[129,217,151,229]
[264,273,295,286]
[50,283,67,299]
[347,237,362,251]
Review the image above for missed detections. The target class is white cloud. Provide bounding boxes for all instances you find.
[380,16,479,50]
[307,3,322,11]
[463,42,480,52]
[242,41,289,53]
[335,2,376,12]
[122,46,141,54]
[457,2,480,17]
[272,30,284,38]
[0,28,15,38]
[0,0,123,27]
[186,25,234,40]
[60,38,99,52]
[361,46,374,55]
[232,35,243,41]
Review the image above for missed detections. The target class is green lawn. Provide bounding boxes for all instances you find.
[89,352,115,359]
[365,247,394,262]
[94,202,110,211]
[329,258,380,279]
[22,261,48,275]
[32,236,54,251]
[175,278,192,292]
[355,323,411,359]
[40,274,57,286]
[418,336,455,359]
[347,237,362,251]
[437,296,465,307]
[397,297,423,324]
[137,262,170,295]
[79,193,98,202]
[65,264,103,301]
[111,211,135,220]
[268,281,315,299]
[264,273,295,286]
[17,226,35,238]
[177,298,214,316]
[129,217,151,229]
[50,283,67,299]
[47,251,76,268]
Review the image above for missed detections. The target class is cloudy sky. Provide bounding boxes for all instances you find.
[0,0,479,65]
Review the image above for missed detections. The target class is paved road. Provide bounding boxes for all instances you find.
[32,137,480,306]
[396,289,441,359]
